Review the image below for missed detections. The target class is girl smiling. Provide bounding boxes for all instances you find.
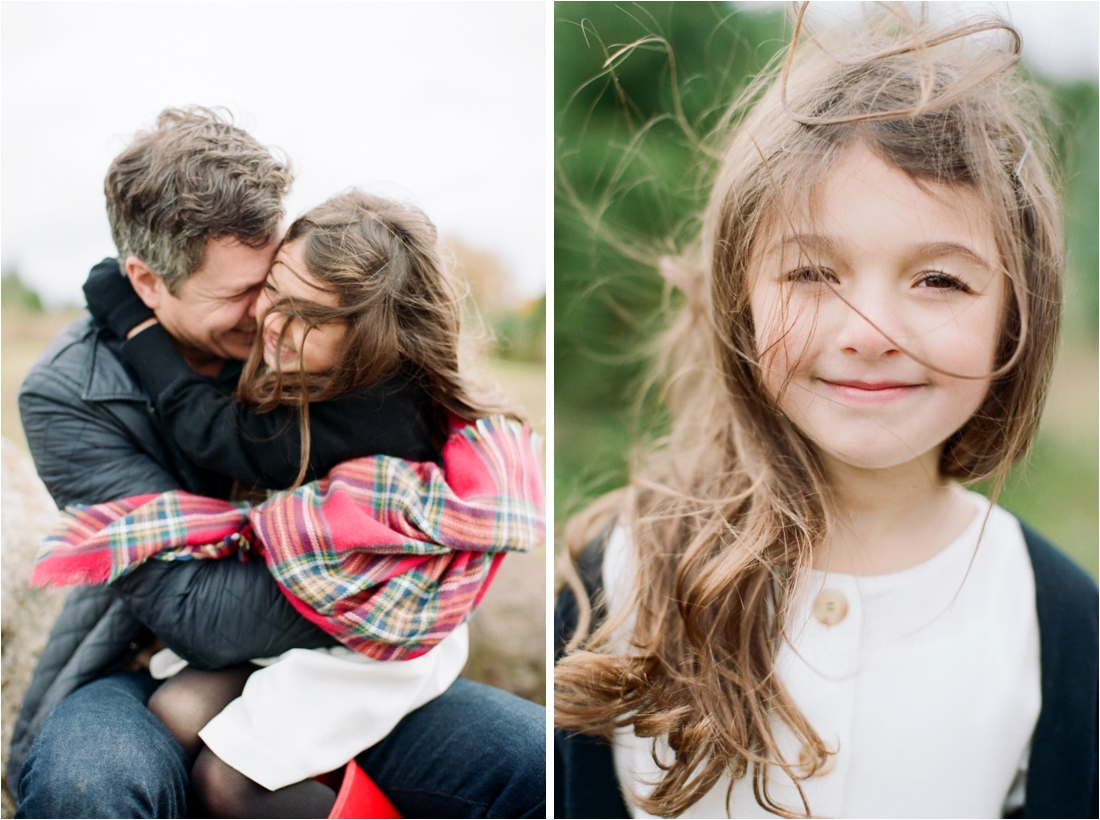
[555,6,1096,818]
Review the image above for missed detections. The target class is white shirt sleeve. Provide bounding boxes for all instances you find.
[198,623,469,791]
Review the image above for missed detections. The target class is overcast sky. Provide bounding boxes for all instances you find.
[743,1,1099,80]
[1,2,547,308]
[2,2,1095,309]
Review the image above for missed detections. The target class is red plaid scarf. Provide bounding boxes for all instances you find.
[32,416,544,661]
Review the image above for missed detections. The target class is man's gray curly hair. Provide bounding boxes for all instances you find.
[105,106,293,294]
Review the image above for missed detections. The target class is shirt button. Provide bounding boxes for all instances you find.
[813,588,848,626]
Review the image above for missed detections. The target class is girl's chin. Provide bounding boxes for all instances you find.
[814,440,945,474]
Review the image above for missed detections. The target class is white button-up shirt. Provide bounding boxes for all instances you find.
[608,491,1041,818]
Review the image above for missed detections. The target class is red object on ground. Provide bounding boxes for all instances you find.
[327,760,402,819]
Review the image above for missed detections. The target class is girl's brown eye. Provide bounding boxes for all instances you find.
[918,272,972,292]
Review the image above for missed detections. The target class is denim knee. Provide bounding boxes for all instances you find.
[357,678,546,819]
[16,672,189,819]
[459,681,545,818]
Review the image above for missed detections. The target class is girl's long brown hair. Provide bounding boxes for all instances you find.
[555,5,1063,818]
[238,189,519,488]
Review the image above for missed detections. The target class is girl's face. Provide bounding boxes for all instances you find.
[254,239,348,374]
[748,143,1005,475]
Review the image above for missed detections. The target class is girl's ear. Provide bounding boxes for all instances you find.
[124,256,165,310]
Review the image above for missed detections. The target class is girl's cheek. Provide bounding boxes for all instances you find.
[757,305,817,372]
[928,305,1003,381]
[753,327,798,406]
[750,290,784,356]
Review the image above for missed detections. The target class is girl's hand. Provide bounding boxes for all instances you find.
[83,258,155,339]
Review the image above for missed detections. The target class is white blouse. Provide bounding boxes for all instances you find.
[607,491,1041,819]
[151,624,468,791]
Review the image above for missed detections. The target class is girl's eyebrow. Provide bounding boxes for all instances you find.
[271,257,327,294]
[765,235,994,271]
[270,259,294,279]
[912,241,995,271]
[764,234,841,259]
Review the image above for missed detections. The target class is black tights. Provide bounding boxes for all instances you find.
[148,666,336,818]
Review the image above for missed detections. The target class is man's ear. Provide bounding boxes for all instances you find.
[124,257,165,310]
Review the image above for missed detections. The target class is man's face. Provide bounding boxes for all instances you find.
[148,235,281,368]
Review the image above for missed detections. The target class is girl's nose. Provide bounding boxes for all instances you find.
[834,294,902,359]
[263,310,285,336]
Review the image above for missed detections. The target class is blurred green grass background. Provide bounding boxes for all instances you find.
[554,2,1098,579]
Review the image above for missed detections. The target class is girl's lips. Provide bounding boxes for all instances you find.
[826,380,920,390]
[820,379,923,403]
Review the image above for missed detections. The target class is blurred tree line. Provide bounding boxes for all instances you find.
[447,239,546,364]
[554,2,1098,575]
[556,2,787,519]
[1,270,43,312]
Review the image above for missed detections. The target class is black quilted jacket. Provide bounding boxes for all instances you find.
[7,315,338,794]
[555,523,1098,819]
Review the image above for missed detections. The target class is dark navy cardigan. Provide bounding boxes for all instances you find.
[554,522,1098,819]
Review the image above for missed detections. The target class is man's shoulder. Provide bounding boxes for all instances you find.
[20,314,145,404]
[18,314,96,400]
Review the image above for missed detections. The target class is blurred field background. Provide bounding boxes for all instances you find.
[555,2,1098,579]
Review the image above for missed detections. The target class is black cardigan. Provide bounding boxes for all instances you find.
[554,522,1098,819]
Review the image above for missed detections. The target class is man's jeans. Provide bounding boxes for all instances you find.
[15,671,545,818]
